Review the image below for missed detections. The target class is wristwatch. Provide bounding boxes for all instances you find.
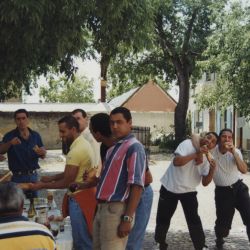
[121,215,133,223]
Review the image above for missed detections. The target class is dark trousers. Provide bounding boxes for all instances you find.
[11,173,38,198]
[215,180,250,241]
[155,186,205,250]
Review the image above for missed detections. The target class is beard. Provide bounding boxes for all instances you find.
[62,137,74,155]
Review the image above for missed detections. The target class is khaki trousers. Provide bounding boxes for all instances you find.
[93,202,128,250]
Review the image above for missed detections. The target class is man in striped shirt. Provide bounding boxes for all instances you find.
[93,107,146,250]
[0,182,56,250]
[212,128,250,249]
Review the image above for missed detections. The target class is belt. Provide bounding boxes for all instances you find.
[216,179,242,189]
[12,170,37,175]
[97,200,125,204]
[98,200,109,204]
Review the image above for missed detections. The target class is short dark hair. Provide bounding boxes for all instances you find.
[58,115,79,132]
[72,109,87,118]
[110,107,132,122]
[218,128,233,143]
[90,113,111,137]
[14,109,29,118]
[219,128,233,138]
[206,131,219,141]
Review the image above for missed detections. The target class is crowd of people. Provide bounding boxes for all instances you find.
[0,107,249,250]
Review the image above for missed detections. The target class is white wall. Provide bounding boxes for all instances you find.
[131,112,175,140]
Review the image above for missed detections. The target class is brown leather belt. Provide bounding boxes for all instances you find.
[97,200,125,204]
[98,200,109,204]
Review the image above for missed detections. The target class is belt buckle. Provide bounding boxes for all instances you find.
[28,170,36,175]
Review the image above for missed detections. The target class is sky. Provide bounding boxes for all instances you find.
[23,58,101,103]
[24,58,179,103]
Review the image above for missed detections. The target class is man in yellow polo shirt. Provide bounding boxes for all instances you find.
[31,115,96,250]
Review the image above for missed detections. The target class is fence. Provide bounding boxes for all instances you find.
[131,126,151,155]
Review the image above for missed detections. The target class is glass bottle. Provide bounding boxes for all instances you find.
[47,191,57,210]
[28,198,37,220]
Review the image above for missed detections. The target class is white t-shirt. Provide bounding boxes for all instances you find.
[212,146,243,186]
[82,127,100,167]
[160,139,210,194]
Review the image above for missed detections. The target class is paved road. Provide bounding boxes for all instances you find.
[143,160,250,250]
[1,153,249,249]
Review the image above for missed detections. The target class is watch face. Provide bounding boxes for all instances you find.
[122,215,132,222]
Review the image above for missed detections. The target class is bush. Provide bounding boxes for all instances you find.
[151,131,177,151]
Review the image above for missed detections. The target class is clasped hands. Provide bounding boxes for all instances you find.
[195,145,209,165]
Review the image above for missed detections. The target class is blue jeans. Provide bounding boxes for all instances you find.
[69,197,92,250]
[126,185,153,250]
[11,173,38,198]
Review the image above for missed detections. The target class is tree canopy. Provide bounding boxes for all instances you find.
[39,75,94,103]
[196,2,250,118]
[0,0,155,102]
[0,0,93,98]
[86,0,155,101]
[108,0,226,142]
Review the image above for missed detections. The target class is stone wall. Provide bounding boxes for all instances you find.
[0,111,175,149]
[131,112,175,140]
[0,112,70,149]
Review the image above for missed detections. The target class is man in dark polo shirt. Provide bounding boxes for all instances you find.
[0,109,46,198]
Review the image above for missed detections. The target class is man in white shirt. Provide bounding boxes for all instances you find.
[154,132,218,250]
[212,128,250,249]
[72,109,100,168]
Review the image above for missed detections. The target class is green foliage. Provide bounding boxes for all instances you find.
[87,0,155,57]
[0,0,156,100]
[152,131,176,151]
[0,81,22,102]
[0,0,93,98]
[108,50,171,100]
[108,0,226,142]
[87,0,155,81]
[186,111,192,137]
[39,75,94,103]
[108,0,216,95]
[197,2,250,118]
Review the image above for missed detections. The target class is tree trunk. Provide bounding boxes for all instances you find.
[100,53,110,102]
[174,69,190,144]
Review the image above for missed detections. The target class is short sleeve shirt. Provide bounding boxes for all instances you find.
[2,128,44,172]
[96,134,146,202]
[212,146,243,186]
[82,128,100,167]
[66,135,95,183]
[160,139,210,193]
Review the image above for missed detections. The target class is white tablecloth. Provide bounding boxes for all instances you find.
[56,230,73,250]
